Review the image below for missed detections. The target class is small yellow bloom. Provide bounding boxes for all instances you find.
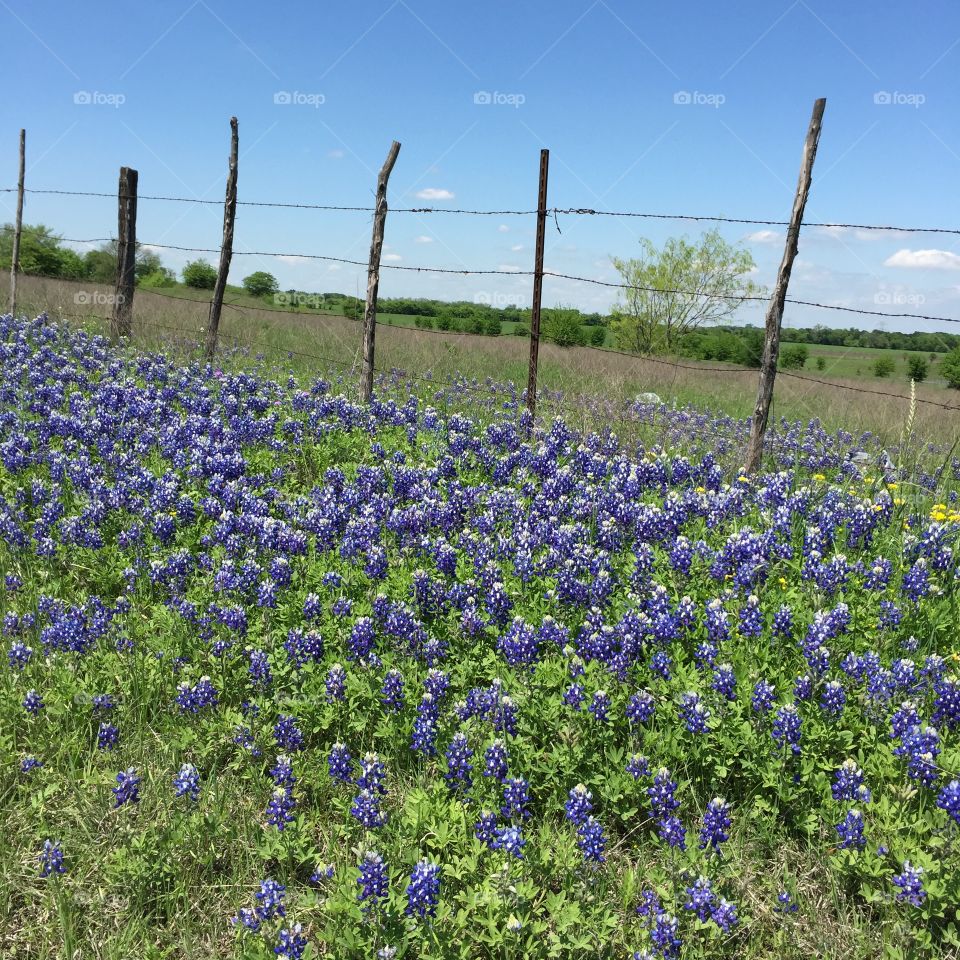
[813,473,826,482]
[887,483,898,490]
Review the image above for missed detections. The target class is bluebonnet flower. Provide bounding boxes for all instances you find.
[39,840,65,877]
[752,679,775,714]
[325,663,347,702]
[772,605,793,639]
[233,725,261,757]
[699,798,731,853]
[351,788,386,829]
[589,690,611,722]
[274,923,308,959]
[483,739,509,781]
[405,859,441,920]
[270,755,296,789]
[679,692,710,734]
[712,663,737,701]
[491,825,527,859]
[627,690,656,724]
[565,784,593,826]
[173,762,200,801]
[890,701,920,740]
[23,689,43,714]
[563,682,585,711]
[175,676,218,714]
[411,694,439,757]
[328,743,353,784]
[113,767,141,807]
[936,780,960,825]
[775,890,798,913]
[273,715,305,752]
[819,680,846,717]
[92,694,116,713]
[683,876,715,921]
[97,722,119,751]
[444,733,473,795]
[247,649,272,689]
[357,850,389,909]
[650,912,682,958]
[627,754,650,779]
[348,617,376,662]
[738,595,762,638]
[932,675,960,732]
[710,898,739,932]
[894,725,940,787]
[498,617,539,669]
[474,811,498,844]
[356,753,387,795]
[892,862,925,906]
[7,641,32,670]
[266,786,296,831]
[20,756,43,774]
[253,878,286,920]
[381,669,404,712]
[635,888,662,926]
[772,704,802,754]
[832,759,871,803]
[901,559,930,604]
[648,768,679,816]
[501,777,531,821]
[657,816,686,850]
[649,651,672,682]
[793,674,812,701]
[577,816,607,863]
[835,809,866,849]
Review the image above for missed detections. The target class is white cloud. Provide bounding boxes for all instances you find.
[327,149,345,159]
[745,229,781,244]
[415,235,434,244]
[498,224,510,233]
[327,263,342,271]
[277,255,310,264]
[415,188,455,200]
[884,248,960,270]
[510,244,524,252]
[383,253,403,262]
[497,264,522,273]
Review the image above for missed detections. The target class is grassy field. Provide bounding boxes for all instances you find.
[803,344,950,386]
[6,274,960,450]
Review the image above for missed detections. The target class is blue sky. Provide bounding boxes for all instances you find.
[2,0,959,335]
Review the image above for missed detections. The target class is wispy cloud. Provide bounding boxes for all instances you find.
[884,248,960,270]
[745,229,781,244]
[415,235,434,243]
[415,187,454,200]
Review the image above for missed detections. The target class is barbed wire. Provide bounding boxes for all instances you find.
[3,186,959,235]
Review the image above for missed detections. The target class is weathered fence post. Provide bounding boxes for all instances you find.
[743,98,826,474]
[360,140,401,404]
[206,116,239,362]
[111,166,138,341]
[8,129,25,318]
[527,148,549,416]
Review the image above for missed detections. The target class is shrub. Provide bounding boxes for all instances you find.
[779,345,808,370]
[513,324,530,337]
[182,260,217,289]
[589,327,606,347]
[816,357,826,371]
[543,308,586,348]
[873,356,895,378]
[138,270,176,289]
[907,356,928,383]
[484,318,501,337]
[435,314,453,332]
[414,315,434,330]
[242,271,278,297]
[941,347,960,389]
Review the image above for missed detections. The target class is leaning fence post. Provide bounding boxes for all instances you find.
[743,98,826,474]
[360,140,401,404]
[8,129,25,318]
[111,166,138,341]
[527,148,549,416]
[206,116,239,362]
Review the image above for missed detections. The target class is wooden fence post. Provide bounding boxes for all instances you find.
[8,129,25,318]
[360,140,401,404]
[527,148,549,416]
[743,98,826,474]
[206,116,239,362]
[111,166,138,341]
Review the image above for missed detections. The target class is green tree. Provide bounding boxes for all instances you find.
[543,307,586,347]
[242,271,279,297]
[182,259,218,290]
[941,348,960,389]
[610,229,764,354]
[780,345,808,370]
[873,356,895,378]
[0,223,86,278]
[138,269,177,288]
[483,317,501,336]
[589,326,606,347]
[907,356,928,383]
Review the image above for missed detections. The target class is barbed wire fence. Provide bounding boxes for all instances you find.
[3,103,960,467]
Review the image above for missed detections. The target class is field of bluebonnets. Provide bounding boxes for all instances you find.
[2,312,960,959]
